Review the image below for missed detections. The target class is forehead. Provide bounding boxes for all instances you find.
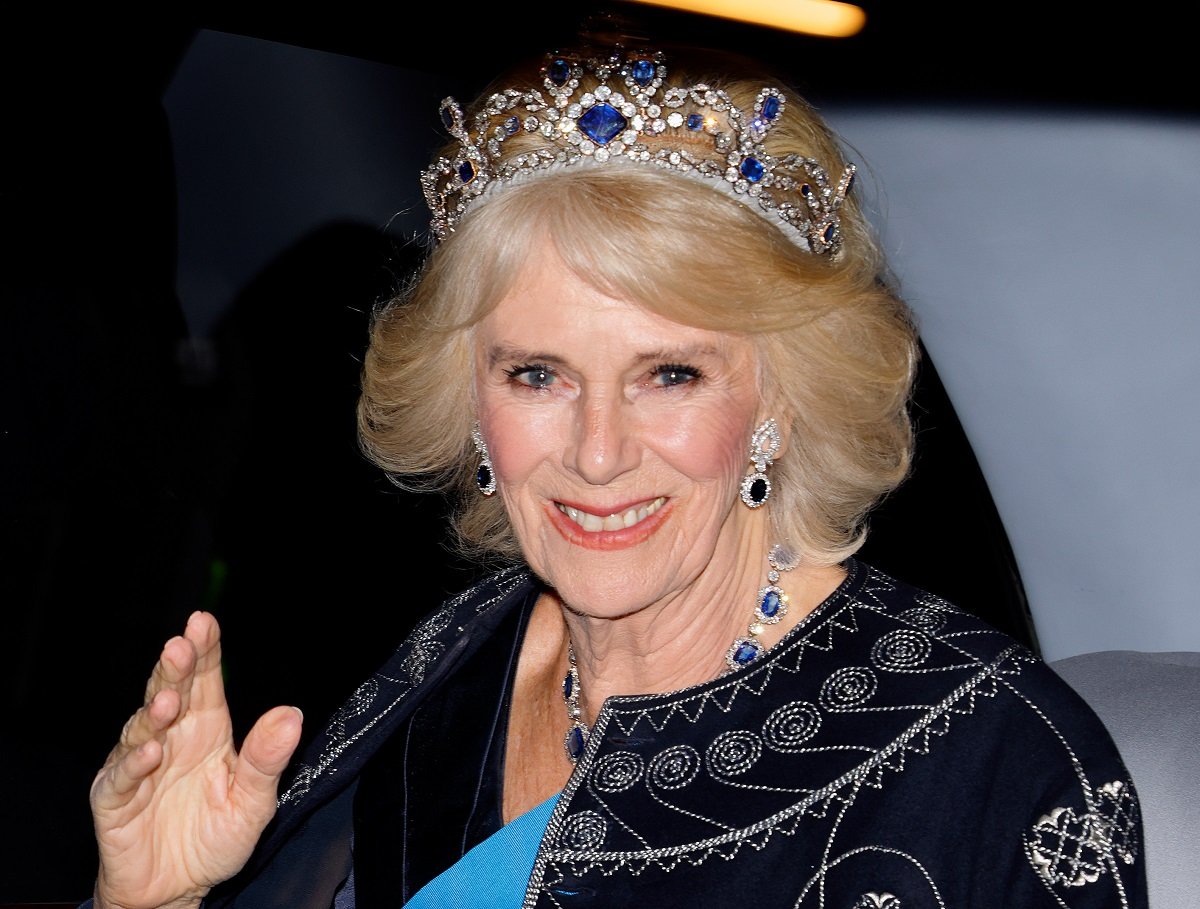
[475,253,755,362]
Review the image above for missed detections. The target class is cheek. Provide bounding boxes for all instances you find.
[477,399,563,486]
[654,404,756,485]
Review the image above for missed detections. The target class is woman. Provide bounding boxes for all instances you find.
[88,40,1147,908]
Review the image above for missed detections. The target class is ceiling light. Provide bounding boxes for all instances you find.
[619,0,867,38]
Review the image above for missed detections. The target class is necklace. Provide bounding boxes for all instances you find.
[560,542,801,764]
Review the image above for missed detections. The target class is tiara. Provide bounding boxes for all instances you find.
[420,46,856,255]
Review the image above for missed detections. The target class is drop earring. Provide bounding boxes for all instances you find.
[740,418,781,508]
[472,422,497,496]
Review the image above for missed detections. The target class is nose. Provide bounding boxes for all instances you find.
[563,387,641,486]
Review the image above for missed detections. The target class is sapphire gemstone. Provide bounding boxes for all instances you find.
[824,223,836,243]
[458,161,476,185]
[504,115,520,135]
[549,58,571,86]
[748,477,768,503]
[732,641,762,665]
[475,462,491,490]
[760,589,782,618]
[740,156,765,183]
[578,103,627,145]
[762,95,781,120]
[686,113,704,131]
[631,59,655,86]
[563,672,574,701]
[440,107,454,131]
[567,725,586,761]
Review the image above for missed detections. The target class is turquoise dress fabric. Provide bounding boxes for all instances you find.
[402,792,558,908]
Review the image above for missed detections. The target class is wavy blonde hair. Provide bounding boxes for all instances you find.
[358,46,918,568]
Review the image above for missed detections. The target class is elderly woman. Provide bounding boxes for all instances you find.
[87,40,1146,909]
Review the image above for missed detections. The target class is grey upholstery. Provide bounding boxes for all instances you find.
[1050,650,1200,906]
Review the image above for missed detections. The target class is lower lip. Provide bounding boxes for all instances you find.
[546,500,672,551]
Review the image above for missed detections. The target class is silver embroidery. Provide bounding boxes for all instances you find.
[854,893,901,909]
[819,665,878,709]
[705,730,763,777]
[762,700,822,751]
[871,629,933,670]
[647,744,701,789]
[1027,779,1141,887]
[560,810,608,850]
[278,567,531,805]
[593,751,645,793]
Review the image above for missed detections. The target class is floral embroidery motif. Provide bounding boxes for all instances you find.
[854,893,901,909]
[1026,779,1140,887]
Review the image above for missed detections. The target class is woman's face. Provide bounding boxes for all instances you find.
[473,251,766,620]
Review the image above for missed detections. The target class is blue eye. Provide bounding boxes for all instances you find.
[651,364,702,387]
[506,364,555,388]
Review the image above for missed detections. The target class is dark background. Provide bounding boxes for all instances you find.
[2,4,1195,902]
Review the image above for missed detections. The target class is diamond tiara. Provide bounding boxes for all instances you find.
[420,46,857,255]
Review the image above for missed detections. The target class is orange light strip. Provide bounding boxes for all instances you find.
[619,0,867,38]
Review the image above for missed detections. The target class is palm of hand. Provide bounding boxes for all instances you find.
[90,612,302,909]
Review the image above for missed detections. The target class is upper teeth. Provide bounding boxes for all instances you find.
[558,496,665,532]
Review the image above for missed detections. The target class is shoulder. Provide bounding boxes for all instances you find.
[845,559,1128,756]
[279,565,539,805]
[848,560,1147,903]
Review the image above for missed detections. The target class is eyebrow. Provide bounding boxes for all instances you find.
[485,342,726,370]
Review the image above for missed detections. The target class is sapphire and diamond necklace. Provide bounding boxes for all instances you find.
[561,542,800,764]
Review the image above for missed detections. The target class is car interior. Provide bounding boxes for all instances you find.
[3,6,1196,905]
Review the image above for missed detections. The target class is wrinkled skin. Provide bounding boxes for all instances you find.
[89,611,303,909]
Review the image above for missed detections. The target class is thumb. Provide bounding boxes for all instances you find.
[232,706,304,811]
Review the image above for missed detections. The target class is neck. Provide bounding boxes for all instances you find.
[554,538,842,725]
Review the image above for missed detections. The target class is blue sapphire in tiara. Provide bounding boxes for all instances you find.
[422,47,856,252]
[549,58,571,86]
[739,157,765,183]
[631,58,656,86]
[578,103,628,146]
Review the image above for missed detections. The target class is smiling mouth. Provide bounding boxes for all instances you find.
[555,496,667,532]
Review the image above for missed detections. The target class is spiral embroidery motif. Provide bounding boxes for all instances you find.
[763,700,822,752]
[592,751,645,793]
[820,666,878,709]
[871,629,933,670]
[648,745,701,790]
[706,730,763,777]
[898,606,948,634]
[560,810,608,850]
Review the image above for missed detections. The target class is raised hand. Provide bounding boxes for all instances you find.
[89,611,303,909]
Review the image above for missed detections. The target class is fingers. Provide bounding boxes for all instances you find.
[180,610,224,714]
[231,706,304,818]
[95,614,222,809]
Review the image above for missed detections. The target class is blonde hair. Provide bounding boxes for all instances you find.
[357,46,918,567]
